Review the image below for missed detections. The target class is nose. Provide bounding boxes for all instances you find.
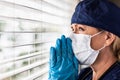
[71,24,79,34]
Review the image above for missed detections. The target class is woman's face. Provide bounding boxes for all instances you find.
[71,23,106,50]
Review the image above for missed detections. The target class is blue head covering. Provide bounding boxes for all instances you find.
[71,0,120,37]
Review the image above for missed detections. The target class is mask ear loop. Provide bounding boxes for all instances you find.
[91,30,104,37]
[97,44,106,51]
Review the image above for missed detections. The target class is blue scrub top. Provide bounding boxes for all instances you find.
[78,61,120,80]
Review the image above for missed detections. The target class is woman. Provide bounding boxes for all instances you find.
[49,0,120,80]
[71,24,120,80]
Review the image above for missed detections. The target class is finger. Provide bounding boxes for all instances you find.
[50,47,56,68]
[55,39,62,65]
[67,38,79,69]
[73,57,79,70]
[61,35,67,57]
[67,38,74,60]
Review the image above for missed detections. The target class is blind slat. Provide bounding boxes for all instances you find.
[23,66,48,80]
[0,0,70,17]
[0,50,49,64]
[0,1,69,25]
[0,59,48,80]
[0,32,60,48]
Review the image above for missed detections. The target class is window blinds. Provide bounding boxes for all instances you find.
[0,0,78,80]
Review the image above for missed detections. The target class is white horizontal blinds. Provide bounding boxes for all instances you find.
[0,0,77,80]
[0,0,70,26]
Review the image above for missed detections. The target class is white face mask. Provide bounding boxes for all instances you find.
[69,31,105,65]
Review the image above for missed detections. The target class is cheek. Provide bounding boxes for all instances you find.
[90,36,105,50]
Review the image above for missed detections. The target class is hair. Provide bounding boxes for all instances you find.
[111,36,120,61]
[108,0,120,61]
[109,0,120,8]
[97,28,120,61]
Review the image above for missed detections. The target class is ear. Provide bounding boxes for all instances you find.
[104,32,116,46]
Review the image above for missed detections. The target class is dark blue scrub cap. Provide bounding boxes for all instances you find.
[71,0,120,37]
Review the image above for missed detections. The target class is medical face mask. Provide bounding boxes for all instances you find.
[69,31,105,65]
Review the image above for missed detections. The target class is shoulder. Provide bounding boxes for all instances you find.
[112,61,120,79]
[112,61,120,73]
[103,61,120,80]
